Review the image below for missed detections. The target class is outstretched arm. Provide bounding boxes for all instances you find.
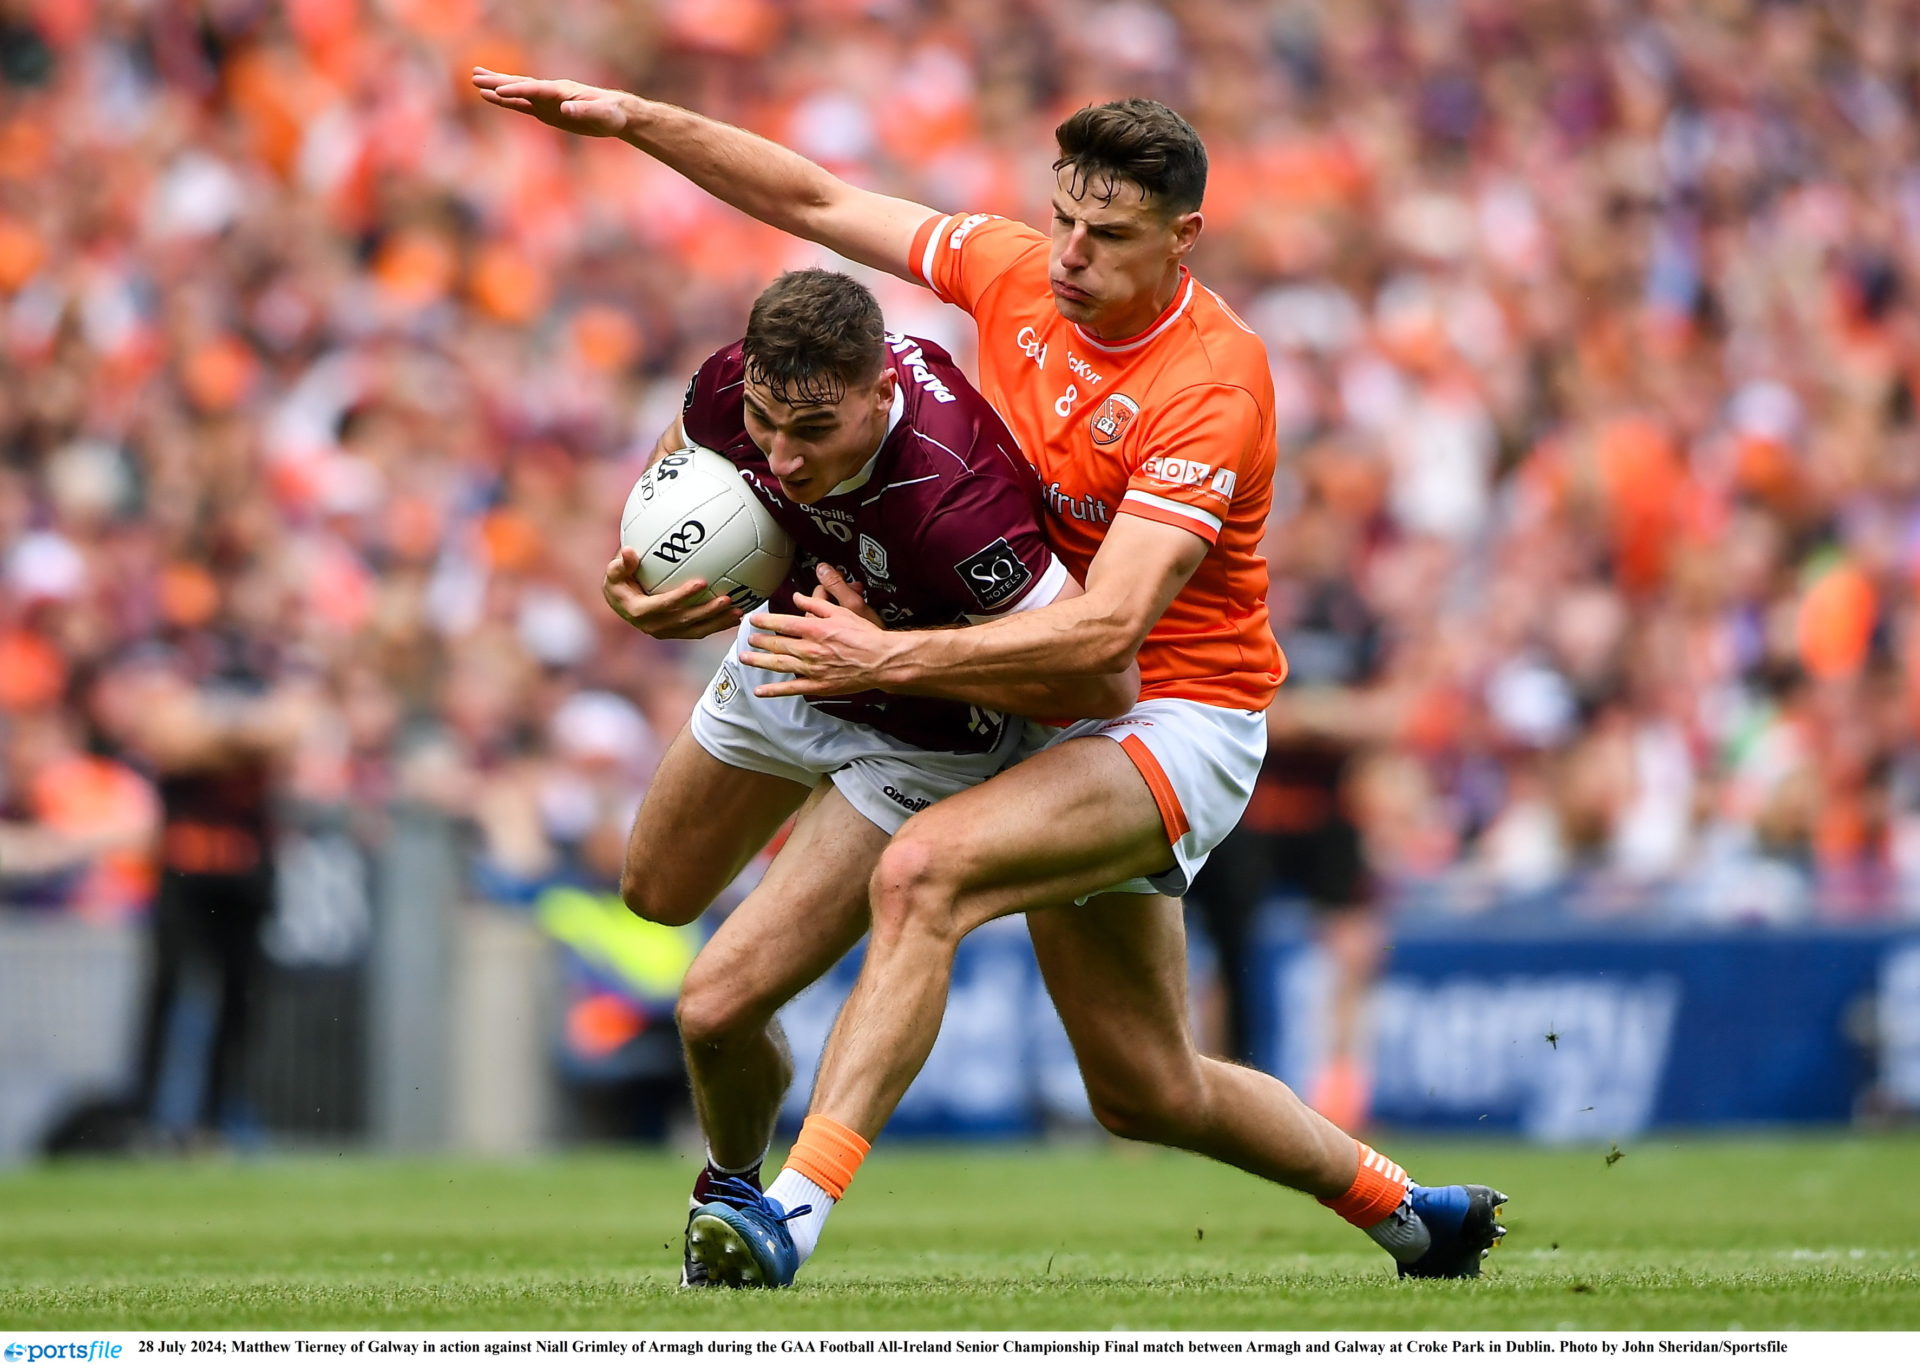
[472,69,936,280]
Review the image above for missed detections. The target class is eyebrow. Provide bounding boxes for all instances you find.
[744,395,838,429]
[1051,200,1135,233]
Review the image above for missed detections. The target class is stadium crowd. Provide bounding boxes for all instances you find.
[5,0,1920,924]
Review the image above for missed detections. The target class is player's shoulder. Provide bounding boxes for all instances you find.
[886,355,1030,498]
[926,211,1047,259]
[915,211,1049,303]
[686,340,747,402]
[698,338,748,375]
[681,341,750,444]
[1166,280,1273,397]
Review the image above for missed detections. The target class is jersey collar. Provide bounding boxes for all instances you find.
[1070,269,1195,354]
[825,381,907,498]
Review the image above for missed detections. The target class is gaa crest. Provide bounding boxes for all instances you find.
[859,533,889,580]
[1089,393,1140,447]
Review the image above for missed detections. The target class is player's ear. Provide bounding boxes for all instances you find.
[1170,209,1203,259]
[870,365,898,410]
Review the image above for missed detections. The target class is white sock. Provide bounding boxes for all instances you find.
[766,1167,836,1264]
[1364,1184,1432,1263]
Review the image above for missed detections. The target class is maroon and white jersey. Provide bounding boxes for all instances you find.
[680,332,1067,753]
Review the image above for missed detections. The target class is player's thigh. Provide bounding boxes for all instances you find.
[1026,892,1200,1098]
[624,724,812,924]
[885,735,1173,920]
[680,783,890,1031]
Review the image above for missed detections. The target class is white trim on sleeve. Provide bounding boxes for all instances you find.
[964,554,1069,624]
[1121,488,1224,535]
[919,215,955,288]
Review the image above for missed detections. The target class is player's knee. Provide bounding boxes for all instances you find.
[620,868,702,928]
[868,821,970,944]
[675,970,768,1050]
[1084,1068,1205,1145]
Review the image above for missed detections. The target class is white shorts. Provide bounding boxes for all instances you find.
[1027,697,1267,899]
[690,619,1022,835]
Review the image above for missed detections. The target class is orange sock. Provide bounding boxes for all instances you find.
[784,1115,871,1201]
[1317,1140,1410,1229]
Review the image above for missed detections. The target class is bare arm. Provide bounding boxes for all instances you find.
[0,823,74,879]
[0,822,141,879]
[983,651,1141,721]
[472,70,937,280]
[138,680,316,774]
[801,565,1139,720]
[744,515,1206,703]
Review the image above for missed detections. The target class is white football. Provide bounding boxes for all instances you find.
[619,444,794,613]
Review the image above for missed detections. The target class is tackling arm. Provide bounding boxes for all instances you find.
[745,514,1204,706]
[886,515,1204,687]
[936,570,1142,719]
[801,566,1138,721]
[472,69,936,281]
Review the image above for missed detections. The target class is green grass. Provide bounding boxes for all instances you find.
[2,1135,1918,1330]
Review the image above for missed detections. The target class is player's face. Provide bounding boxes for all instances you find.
[742,369,896,505]
[1048,167,1202,339]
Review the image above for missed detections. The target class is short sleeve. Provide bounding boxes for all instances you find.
[1117,384,1267,546]
[909,212,1049,316]
[679,344,744,451]
[914,475,1065,623]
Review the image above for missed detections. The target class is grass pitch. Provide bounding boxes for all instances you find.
[2,1135,1917,1330]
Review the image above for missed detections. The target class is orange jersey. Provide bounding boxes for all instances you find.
[909,212,1286,710]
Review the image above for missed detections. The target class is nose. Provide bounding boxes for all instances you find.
[1067,224,1098,272]
[767,435,804,479]
[1060,225,1090,271]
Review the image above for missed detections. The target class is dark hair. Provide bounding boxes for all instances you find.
[1053,99,1208,216]
[742,269,886,405]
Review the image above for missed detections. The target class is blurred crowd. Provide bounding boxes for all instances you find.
[5,0,1920,924]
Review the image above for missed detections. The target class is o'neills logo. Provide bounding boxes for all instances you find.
[1089,393,1139,446]
[1044,481,1111,524]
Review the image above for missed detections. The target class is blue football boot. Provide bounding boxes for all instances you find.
[685,1176,812,1288]
[681,1169,764,1288]
[1398,1183,1509,1278]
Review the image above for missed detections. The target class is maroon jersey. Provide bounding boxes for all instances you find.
[681,332,1065,752]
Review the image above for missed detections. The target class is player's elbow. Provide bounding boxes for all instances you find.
[787,176,861,248]
[1081,661,1141,719]
[1077,612,1147,678]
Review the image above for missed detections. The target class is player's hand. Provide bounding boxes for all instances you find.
[743,592,906,697]
[471,68,635,138]
[799,563,884,628]
[603,547,740,640]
